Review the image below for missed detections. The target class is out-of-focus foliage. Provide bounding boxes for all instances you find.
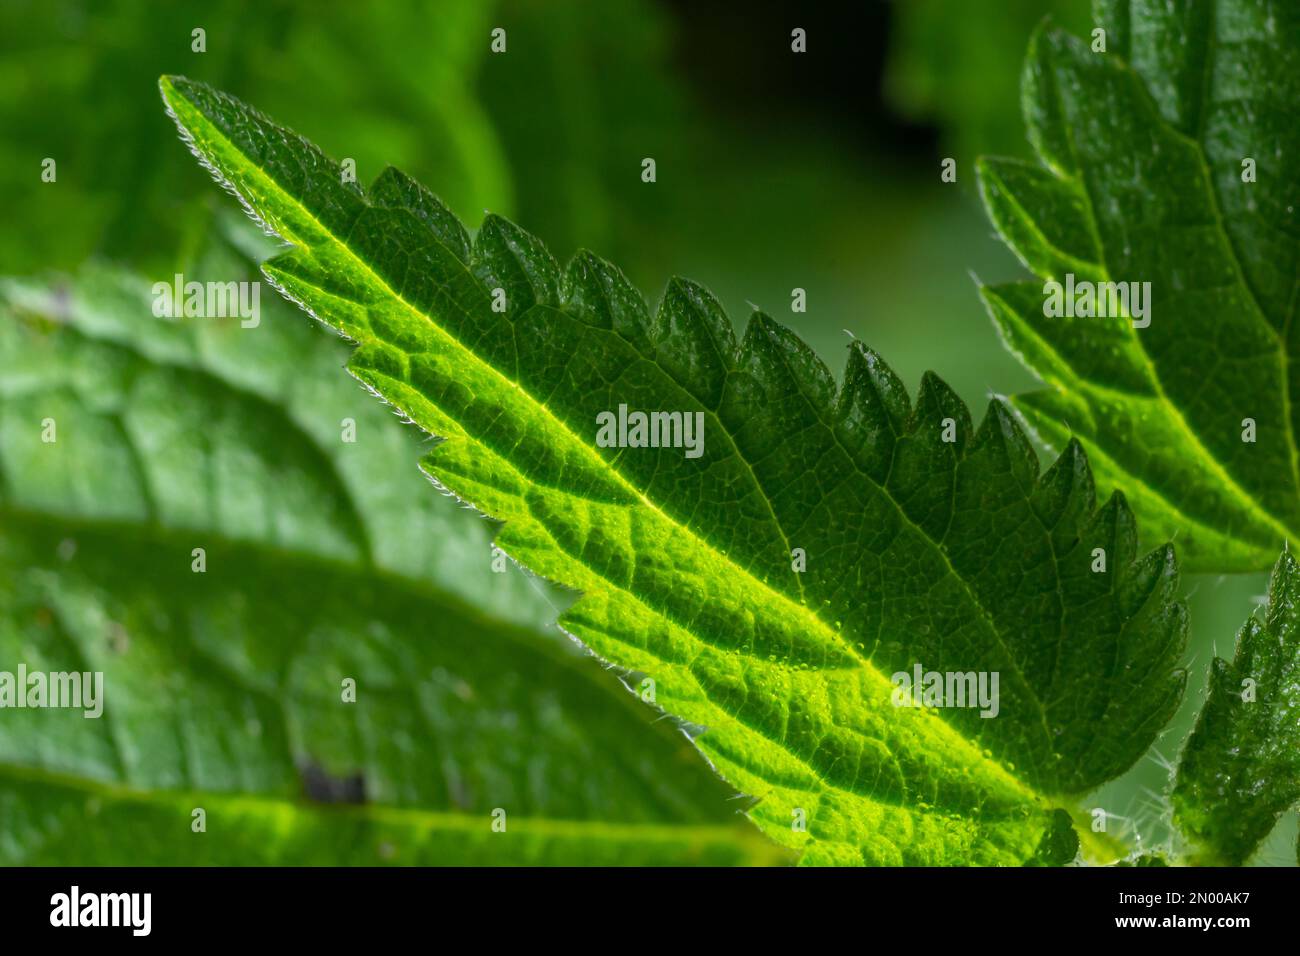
[0,0,691,278]
[0,0,511,274]
[0,217,773,865]
[885,0,1092,160]
[1173,552,1300,866]
[478,0,688,269]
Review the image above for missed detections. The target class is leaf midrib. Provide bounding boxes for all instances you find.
[1181,3,1300,509]
[1007,382,1274,555]
[1186,8,1300,512]
[0,762,766,849]
[475,236,810,607]
[372,348,1041,812]
[4,504,749,828]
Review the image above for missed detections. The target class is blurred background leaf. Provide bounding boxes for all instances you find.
[885,0,1092,160]
[0,0,511,274]
[0,220,777,864]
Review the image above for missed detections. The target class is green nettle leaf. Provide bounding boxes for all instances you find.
[0,260,778,865]
[1172,550,1300,865]
[160,75,1197,866]
[977,0,1300,573]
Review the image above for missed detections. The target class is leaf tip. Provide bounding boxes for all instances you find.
[1265,547,1300,617]
[158,73,200,107]
[1273,545,1299,580]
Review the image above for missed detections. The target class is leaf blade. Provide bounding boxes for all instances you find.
[161,75,1197,865]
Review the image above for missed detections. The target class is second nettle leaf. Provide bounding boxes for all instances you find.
[160,75,1193,865]
[978,0,1300,573]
